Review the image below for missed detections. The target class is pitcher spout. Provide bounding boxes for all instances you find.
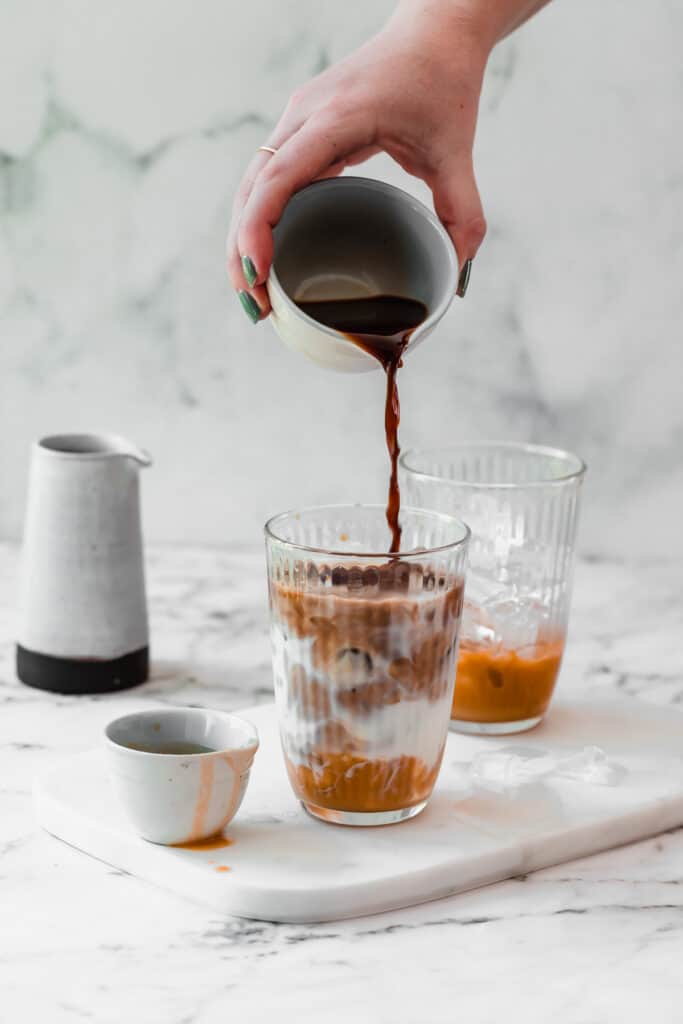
[37,433,153,467]
[108,437,153,467]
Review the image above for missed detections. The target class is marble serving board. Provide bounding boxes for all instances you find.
[34,695,683,924]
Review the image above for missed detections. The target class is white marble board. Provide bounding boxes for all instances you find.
[34,694,683,924]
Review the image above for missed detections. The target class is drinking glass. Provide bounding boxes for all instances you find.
[265,504,469,826]
[400,443,585,734]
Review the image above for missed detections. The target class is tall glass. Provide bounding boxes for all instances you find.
[400,443,585,734]
[265,505,469,826]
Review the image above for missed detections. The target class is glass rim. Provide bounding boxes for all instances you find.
[264,503,470,559]
[399,441,587,489]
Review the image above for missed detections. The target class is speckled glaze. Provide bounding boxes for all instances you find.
[17,434,151,691]
[105,707,258,845]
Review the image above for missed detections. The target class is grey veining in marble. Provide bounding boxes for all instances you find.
[1,542,683,1021]
[1,0,682,555]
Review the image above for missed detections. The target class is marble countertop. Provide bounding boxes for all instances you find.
[2,542,682,1022]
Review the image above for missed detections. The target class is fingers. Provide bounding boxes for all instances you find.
[236,108,375,291]
[429,157,487,297]
[227,132,300,280]
[226,149,273,306]
[317,144,382,180]
[227,98,310,312]
[231,136,380,323]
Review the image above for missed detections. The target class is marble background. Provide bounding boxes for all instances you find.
[1,0,681,554]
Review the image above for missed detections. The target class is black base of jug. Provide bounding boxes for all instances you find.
[16,645,149,695]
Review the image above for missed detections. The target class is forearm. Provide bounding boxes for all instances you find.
[391,0,552,54]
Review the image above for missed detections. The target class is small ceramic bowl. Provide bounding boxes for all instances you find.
[105,708,259,845]
[267,176,458,373]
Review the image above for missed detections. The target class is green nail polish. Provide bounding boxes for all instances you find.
[241,255,258,287]
[238,290,260,324]
[457,259,472,298]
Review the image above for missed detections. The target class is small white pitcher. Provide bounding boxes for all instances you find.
[17,433,152,694]
[267,177,459,372]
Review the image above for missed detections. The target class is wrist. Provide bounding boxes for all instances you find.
[390,0,508,57]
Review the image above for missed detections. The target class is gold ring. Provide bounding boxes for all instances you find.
[258,146,277,155]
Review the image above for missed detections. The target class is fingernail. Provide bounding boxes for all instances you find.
[457,259,473,298]
[241,254,258,288]
[238,290,260,324]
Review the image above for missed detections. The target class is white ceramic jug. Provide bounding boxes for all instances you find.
[17,433,152,694]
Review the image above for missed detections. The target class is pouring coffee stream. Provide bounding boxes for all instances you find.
[267,178,457,549]
[296,295,428,552]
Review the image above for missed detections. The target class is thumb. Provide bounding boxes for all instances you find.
[430,160,486,297]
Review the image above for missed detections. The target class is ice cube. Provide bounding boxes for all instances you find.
[329,647,373,687]
[480,591,547,650]
[460,600,499,649]
[470,747,555,791]
[556,745,624,785]
[470,744,624,792]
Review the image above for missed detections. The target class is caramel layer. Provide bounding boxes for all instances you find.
[285,750,441,812]
[451,640,564,724]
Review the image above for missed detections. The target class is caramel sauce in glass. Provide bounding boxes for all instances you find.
[452,639,564,724]
[285,751,441,813]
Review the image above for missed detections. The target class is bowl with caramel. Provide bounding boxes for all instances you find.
[265,505,468,826]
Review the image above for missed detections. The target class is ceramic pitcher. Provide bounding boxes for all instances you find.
[267,177,459,372]
[17,433,152,694]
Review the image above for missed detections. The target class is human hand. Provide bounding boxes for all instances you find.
[228,1,491,321]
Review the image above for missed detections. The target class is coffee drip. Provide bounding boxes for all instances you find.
[296,295,427,553]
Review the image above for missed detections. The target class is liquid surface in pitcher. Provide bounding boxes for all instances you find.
[296,295,427,553]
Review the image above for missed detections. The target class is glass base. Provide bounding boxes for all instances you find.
[449,715,544,736]
[302,799,428,827]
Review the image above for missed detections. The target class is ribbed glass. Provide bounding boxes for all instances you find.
[400,443,586,734]
[265,505,469,825]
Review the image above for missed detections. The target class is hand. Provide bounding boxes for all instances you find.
[228,2,490,321]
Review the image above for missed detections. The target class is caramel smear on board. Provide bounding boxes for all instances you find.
[173,835,234,851]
